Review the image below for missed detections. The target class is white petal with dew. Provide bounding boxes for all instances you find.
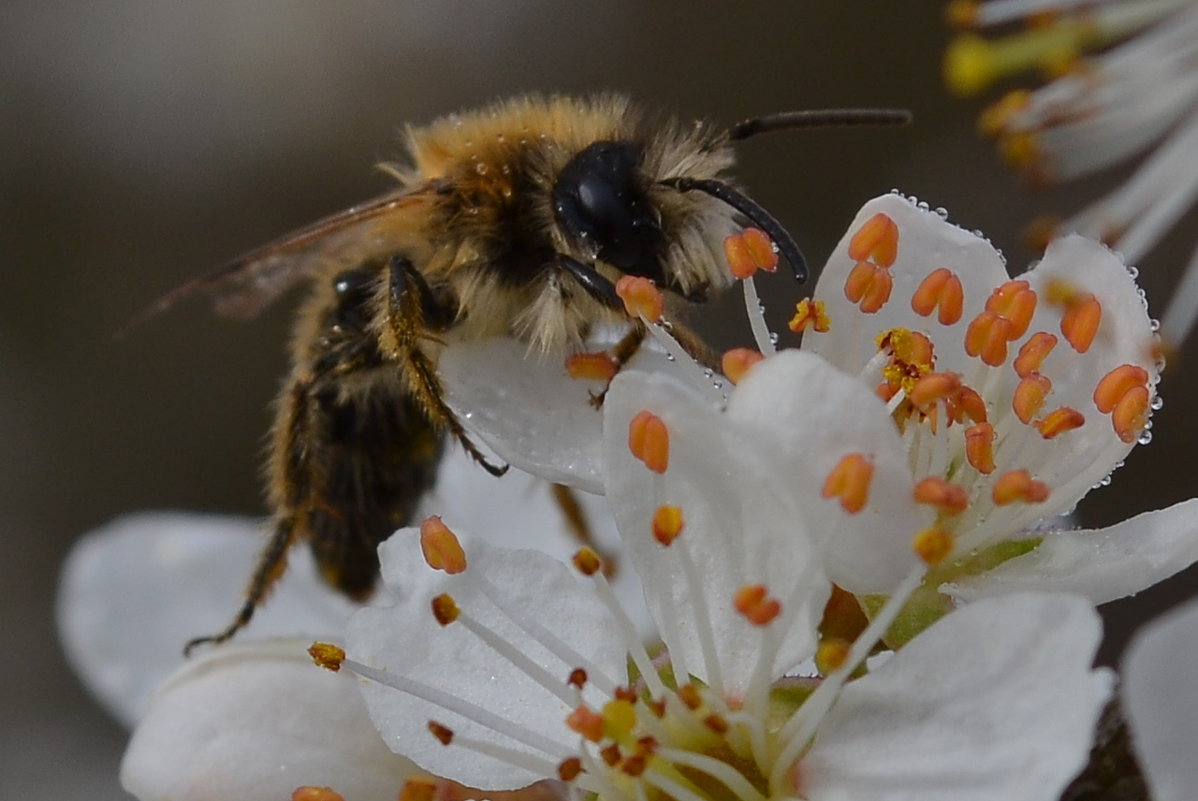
[349,534,626,790]
[1123,596,1198,801]
[801,593,1111,801]
[121,639,416,801]
[727,350,929,594]
[943,498,1198,605]
[603,369,829,692]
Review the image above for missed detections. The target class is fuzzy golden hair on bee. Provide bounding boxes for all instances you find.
[157,93,910,653]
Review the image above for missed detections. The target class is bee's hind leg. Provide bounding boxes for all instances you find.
[385,255,508,478]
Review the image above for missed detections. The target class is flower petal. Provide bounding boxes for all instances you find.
[727,350,930,593]
[348,533,626,790]
[602,368,829,692]
[801,592,1111,801]
[121,639,416,801]
[1123,597,1198,801]
[942,498,1198,605]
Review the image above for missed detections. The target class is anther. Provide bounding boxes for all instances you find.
[614,686,639,703]
[985,280,1038,340]
[1037,407,1085,439]
[964,311,1012,366]
[429,721,455,746]
[1014,332,1058,377]
[677,684,702,710]
[622,755,648,777]
[909,372,962,410]
[431,593,460,626]
[568,668,588,689]
[1112,386,1151,444]
[815,638,851,675]
[1094,365,1150,413]
[566,706,606,742]
[912,526,955,566]
[977,89,1030,137]
[911,267,965,325]
[965,422,997,474]
[566,351,619,382]
[722,347,765,385]
[821,453,874,514]
[948,385,988,425]
[913,477,969,514]
[724,228,779,279]
[600,743,622,766]
[399,778,437,801]
[293,787,346,801]
[844,261,894,313]
[604,698,638,737]
[558,757,584,782]
[1047,283,1102,353]
[704,713,730,734]
[628,410,670,473]
[616,276,664,323]
[420,516,467,574]
[992,469,1050,505]
[1013,372,1052,424]
[652,505,684,546]
[572,548,603,576]
[789,298,831,333]
[734,584,782,626]
[308,642,346,672]
[847,212,899,267]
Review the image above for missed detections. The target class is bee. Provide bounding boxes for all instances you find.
[162,94,908,653]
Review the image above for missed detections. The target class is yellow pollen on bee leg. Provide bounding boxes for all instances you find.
[652,504,685,546]
[848,212,899,267]
[913,476,969,514]
[628,410,670,473]
[965,311,1012,366]
[822,453,875,514]
[1037,406,1085,439]
[911,267,965,325]
[912,526,955,566]
[399,778,438,801]
[308,642,346,672]
[431,593,460,626]
[734,584,782,626]
[420,515,468,574]
[565,351,619,382]
[292,787,346,801]
[572,547,603,576]
[965,422,997,474]
[789,297,831,333]
[1013,372,1053,424]
[1014,332,1058,377]
[615,275,664,322]
[1112,386,1151,444]
[992,469,1050,505]
[721,347,765,385]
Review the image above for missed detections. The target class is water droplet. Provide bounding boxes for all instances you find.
[475,162,488,175]
[934,206,949,219]
[1138,430,1154,445]
[889,188,901,195]
[713,379,725,389]
[1099,475,1113,487]
[1151,395,1164,411]
[703,368,715,378]
[1150,318,1161,332]
[769,332,780,345]
[1127,265,1139,279]
[917,200,930,212]
[666,353,676,362]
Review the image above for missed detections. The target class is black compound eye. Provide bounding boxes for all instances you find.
[553,141,663,278]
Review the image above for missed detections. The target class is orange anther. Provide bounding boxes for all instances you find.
[428,721,455,745]
[1060,292,1102,353]
[847,212,899,267]
[628,410,670,473]
[677,684,702,710]
[566,706,606,742]
[734,584,782,626]
[912,526,955,565]
[821,453,874,514]
[573,547,603,576]
[911,267,965,325]
[600,743,622,766]
[964,311,1012,366]
[399,778,437,801]
[844,261,894,314]
[293,786,346,801]
[652,505,684,546]
[569,668,588,688]
[965,422,997,474]
[876,381,900,403]
[704,713,730,734]
[723,228,778,279]
[566,351,619,382]
[622,755,648,777]
[992,469,1050,505]
[615,275,664,322]
[913,477,969,514]
[985,280,1038,340]
[420,515,467,574]
[948,385,988,425]
[1037,407,1085,439]
[1094,364,1150,414]
[1013,332,1058,377]
[558,757,584,782]
[815,638,851,675]
[909,372,962,410]
[431,593,460,626]
[789,297,831,333]
[721,348,764,385]
[1112,385,1150,444]
[1013,372,1053,424]
[308,642,346,672]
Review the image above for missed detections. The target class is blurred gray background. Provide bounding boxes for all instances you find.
[3,2,1196,799]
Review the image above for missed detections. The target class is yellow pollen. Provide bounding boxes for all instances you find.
[308,642,346,672]
[292,787,346,801]
[816,638,851,675]
[721,347,765,385]
[565,351,619,382]
[913,526,955,566]
[615,275,664,323]
[913,476,969,514]
[848,212,900,267]
[1094,364,1149,413]
[652,504,684,546]
[399,778,437,801]
[844,260,894,314]
[724,227,779,279]
[911,267,966,325]
[431,593,460,626]
[1014,332,1058,377]
[1013,372,1053,424]
[566,705,606,742]
[822,453,874,514]
[558,757,584,782]
[965,310,1012,366]
[628,410,670,473]
[602,698,638,738]
[992,469,1050,505]
[429,721,455,745]
[1037,406,1085,439]
[965,422,997,474]
[573,547,603,576]
[789,297,831,333]
[1112,386,1151,444]
[734,584,782,626]
[985,280,1038,340]
[420,515,467,574]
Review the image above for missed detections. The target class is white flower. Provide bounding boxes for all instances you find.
[1122,596,1198,801]
[340,358,1112,801]
[944,0,1198,346]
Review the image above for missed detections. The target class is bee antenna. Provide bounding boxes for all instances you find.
[659,177,808,282]
[727,108,912,142]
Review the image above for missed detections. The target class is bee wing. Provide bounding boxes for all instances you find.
[125,183,442,331]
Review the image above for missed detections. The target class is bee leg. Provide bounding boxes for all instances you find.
[550,482,618,578]
[387,255,508,478]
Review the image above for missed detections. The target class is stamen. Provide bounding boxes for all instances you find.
[429,721,455,745]
[721,348,765,385]
[399,778,437,801]
[911,267,965,324]
[566,351,620,382]
[558,757,584,782]
[654,747,769,801]
[821,453,875,514]
[573,548,603,576]
[431,593,460,626]
[308,642,346,672]
[909,372,962,411]
[616,276,664,323]
[844,261,894,313]
[1037,406,1085,438]
[1112,385,1151,444]
[1094,364,1150,413]
[566,706,606,742]
[985,280,1038,339]
[964,310,1012,366]
[420,516,468,574]
[815,638,851,675]
[733,584,782,626]
[741,275,777,356]
[912,525,955,566]
[652,504,684,546]
[965,422,997,474]
[1013,332,1058,377]
[847,212,900,267]
[1013,372,1053,424]
[1047,281,1103,353]
[948,385,988,425]
[568,668,588,689]
[292,787,345,801]
[913,476,969,514]
[723,228,779,279]
[992,469,1051,505]
[789,298,831,333]
[628,410,670,473]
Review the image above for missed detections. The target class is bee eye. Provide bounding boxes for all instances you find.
[553,141,663,277]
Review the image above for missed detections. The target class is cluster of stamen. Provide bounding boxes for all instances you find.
[843,213,899,313]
